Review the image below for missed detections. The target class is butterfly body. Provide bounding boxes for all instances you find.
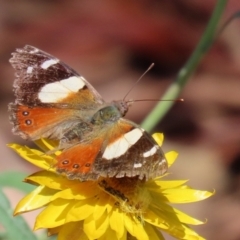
[9,45,167,181]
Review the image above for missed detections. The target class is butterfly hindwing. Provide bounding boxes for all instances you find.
[55,119,167,180]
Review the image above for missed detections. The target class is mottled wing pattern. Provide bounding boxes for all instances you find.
[56,119,167,181]
[9,45,104,106]
[9,45,168,181]
[94,119,168,180]
[8,45,103,140]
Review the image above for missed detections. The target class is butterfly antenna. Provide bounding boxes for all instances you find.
[127,98,184,104]
[123,63,155,101]
[215,11,240,39]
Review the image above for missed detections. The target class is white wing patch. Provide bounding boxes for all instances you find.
[41,59,59,69]
[103,128,143,160]
[38,76,85,103]
[143,145,158,157]
[60,77,85,92]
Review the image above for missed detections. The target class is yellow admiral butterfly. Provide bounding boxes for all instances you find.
[8,45,167,181]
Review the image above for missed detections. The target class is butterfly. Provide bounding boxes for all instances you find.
[8,45,168,181]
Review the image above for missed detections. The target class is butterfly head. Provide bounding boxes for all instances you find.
[112,100,131,117]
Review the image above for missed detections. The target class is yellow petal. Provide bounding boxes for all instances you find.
[93,193,110,221]
[34,138,59,152]
[151,192,205,225]
[145,208,205,239]
[151,192,192,220]
[143,209,165,229]
[123,214,149,240]
[172,208,205,225]
[51,182,100,201]
[162,188,214,203]
[146,180,188,190]
[152,133,164,147]
[176,225,206,240]
[144,222,164,240]
[84,211,109,239]
[58,221,89,240]
[26,171,79,190]
[8,144,55,170]
[106,198,114,213]
[66,197,96,222]
[34,199,77,229]
[165,151,178,167]
[99,227,125,240]
[14,185,57,215]
[144,209,185,238]
[109,208,125,239]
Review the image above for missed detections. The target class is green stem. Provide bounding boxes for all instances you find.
[141,0,227,132]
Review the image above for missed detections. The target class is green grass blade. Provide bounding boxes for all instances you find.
[0,172,34,193]
[141,0,227,132]
[0,189,37,240]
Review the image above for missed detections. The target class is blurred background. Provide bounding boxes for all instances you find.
[1,0,240,239]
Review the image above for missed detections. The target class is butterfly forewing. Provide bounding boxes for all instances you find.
[10,45,104,106]
[9,45,103,140]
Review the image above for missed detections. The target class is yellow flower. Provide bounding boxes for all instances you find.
[8,134,213,240]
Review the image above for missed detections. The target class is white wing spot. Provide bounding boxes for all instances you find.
[103,128,143,160]
[159,159,166,165]
[26,66,33,74]
[41,59,59,69]
[29,48,39,54]
[143,145,158,157]
[38,76,85,103]
[134,163,142,168]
